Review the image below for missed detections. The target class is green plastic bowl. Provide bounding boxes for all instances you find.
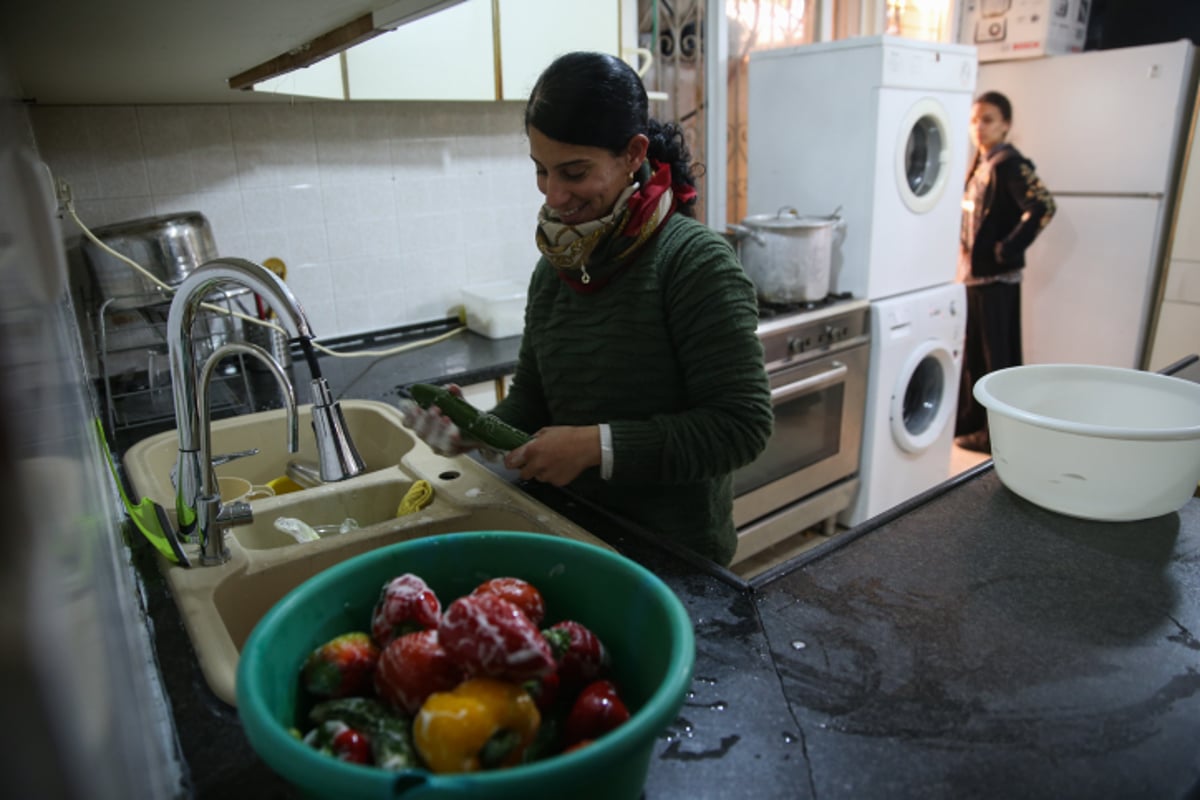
[237,531,695,800]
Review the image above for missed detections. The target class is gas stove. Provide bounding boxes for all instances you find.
[755,292,870,368]
[756,291,858,322]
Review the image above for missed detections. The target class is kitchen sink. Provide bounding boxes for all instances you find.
[123,400,417,504]
[122,399,607,706]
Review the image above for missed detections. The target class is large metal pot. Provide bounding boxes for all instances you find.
[82,211,218,303]
[729,207,844,303]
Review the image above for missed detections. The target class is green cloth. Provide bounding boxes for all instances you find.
[493,214,773,566]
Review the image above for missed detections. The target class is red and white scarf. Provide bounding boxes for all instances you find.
[535,160,696,293]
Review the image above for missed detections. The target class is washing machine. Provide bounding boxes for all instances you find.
[747,35,977,301]
[841,282,966,527]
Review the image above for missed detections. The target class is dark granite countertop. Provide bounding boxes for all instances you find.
[289,319,523,405]
[133,340,1200,799]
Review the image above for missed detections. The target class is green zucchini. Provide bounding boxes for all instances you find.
[309,697,418,771]
[408,382,531,452]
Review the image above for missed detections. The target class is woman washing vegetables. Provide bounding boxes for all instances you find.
[401,51,772,567]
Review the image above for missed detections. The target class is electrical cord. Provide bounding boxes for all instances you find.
[57,177,465,360]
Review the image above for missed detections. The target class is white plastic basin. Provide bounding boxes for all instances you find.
[974,364,1200,521]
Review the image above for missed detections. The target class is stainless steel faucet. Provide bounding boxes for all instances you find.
[195,342,296,565]
[167,258,366,544]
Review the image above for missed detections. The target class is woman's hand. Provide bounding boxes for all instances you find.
[399,384,497,459]
[503,425,601,486]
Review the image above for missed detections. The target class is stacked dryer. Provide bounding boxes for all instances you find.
[748,35,977,527]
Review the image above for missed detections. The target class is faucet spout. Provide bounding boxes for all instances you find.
[168,257,366,542]
[309,377,367,482]
[168,258,311,538]
[195,341,298,565]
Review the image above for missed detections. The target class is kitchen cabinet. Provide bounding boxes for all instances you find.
[347,0,496,100]
[495,0,624,100]
[265,0,631,102]
[4,0,392,105]
[4,0,629,105]
[250,56,347,101]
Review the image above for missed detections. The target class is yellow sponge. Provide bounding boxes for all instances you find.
[266,475,304,495]
[396,480,434,516]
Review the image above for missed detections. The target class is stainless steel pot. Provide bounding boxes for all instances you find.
[82,211,218,304]
[729,207,844,303]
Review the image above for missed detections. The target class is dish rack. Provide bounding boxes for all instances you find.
[89,287,259,441]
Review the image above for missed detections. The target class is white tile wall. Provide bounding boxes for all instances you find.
[31,100,543,339]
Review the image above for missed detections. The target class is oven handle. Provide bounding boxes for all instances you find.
[770,361,847,404]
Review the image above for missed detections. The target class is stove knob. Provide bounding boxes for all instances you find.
[787,336,804,354]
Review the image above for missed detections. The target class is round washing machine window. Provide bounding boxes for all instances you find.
[890,340,956,454]
[894,97,953,215]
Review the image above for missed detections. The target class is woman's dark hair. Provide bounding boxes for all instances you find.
[525,51,698,215]
[975,90,1013,123]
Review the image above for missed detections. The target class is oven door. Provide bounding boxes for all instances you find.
[732,340,868,529]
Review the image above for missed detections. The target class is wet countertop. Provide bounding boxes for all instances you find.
[134,338,1200,798]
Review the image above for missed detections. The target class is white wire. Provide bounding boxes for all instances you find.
[61,188,464,359]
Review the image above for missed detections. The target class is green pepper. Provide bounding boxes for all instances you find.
[309,697,418,771]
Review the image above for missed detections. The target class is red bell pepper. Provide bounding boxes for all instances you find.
[542,620,609,690]
[438,593,555,681]
[302,631,380,699]
[374,628,464,715]
[471,576,546,627]
[371,572,442,647]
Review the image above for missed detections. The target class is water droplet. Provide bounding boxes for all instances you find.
[790,640,807,650]
[686,690,696,700]
[782,732,797,744]
[707,701,727,712]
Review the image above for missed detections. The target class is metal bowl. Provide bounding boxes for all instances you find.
[82,211,218,303]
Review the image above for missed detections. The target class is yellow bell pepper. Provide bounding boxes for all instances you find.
[413,677,541,773]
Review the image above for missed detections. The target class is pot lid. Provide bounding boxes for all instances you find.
[741,205,842,229]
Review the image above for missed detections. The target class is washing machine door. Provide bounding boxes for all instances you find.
[890,339,956,453]
[894,97,953,215]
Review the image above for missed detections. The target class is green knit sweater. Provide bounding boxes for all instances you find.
[492,214,773,565]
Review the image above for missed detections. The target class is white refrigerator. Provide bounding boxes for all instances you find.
[977,39,1198,368]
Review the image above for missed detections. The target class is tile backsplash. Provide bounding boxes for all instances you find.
[31,100,544,339]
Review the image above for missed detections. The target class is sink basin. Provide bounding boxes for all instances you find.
[123,400,417,506]
[122,399,608,706]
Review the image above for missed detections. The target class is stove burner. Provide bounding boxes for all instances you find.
[757,291,855,320]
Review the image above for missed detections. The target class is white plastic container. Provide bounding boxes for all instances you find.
[461,280,527,339]
[974,364,1200,522]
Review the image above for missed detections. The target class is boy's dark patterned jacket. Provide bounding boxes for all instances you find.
[961,142,1056,279]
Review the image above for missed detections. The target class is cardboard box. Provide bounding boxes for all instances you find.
[958,0,1091,62]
